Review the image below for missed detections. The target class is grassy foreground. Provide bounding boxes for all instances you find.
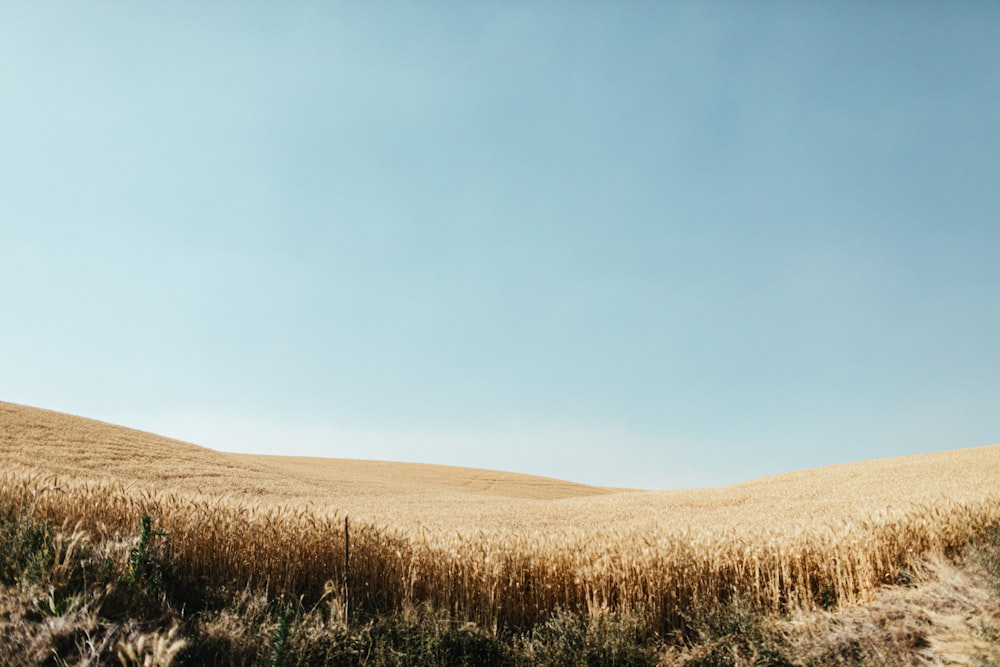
[1,498,999,666]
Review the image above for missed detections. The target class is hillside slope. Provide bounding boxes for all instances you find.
[0,402,613,521]
[3,400,999,534]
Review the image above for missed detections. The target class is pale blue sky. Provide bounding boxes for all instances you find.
[2,3,999,488]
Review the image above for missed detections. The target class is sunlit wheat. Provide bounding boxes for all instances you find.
[3,401,1000,632]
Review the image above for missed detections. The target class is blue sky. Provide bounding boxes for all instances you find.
[2,3,999,489]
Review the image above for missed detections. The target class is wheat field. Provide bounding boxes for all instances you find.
[2,400,999,632]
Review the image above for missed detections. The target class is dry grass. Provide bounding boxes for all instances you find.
[656,552,1000,666]
[3,400,1000,638]
[771,554,1000,666]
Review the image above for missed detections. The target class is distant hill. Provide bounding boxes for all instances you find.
[0,401,615,524]
[2,400,999,534]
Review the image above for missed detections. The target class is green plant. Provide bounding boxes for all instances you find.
[680,600,792,667]
[42,584,80,616]
[0,512,55,588]
[269,607,292,667]
[521,608,657,667]
[126,514,167,588]
[970,523,1000,595]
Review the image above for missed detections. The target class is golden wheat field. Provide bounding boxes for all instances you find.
[2,400,999,632]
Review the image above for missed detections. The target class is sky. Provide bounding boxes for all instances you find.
[2,3,999,489]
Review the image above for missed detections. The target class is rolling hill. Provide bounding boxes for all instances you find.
[3,400,998,536]
[3,400,1000,665]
